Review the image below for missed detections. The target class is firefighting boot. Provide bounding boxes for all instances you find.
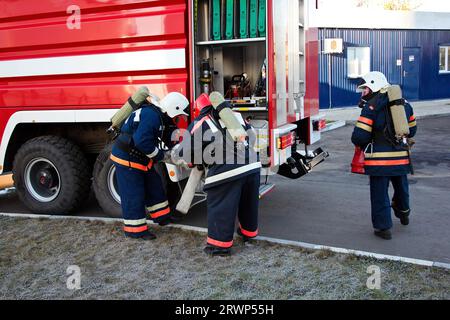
[157,216,173,227]
[374,229,392,240]
[203,245,231,257]
[236,228,250,243]
[392,202,410,226]
[125,231,157,241]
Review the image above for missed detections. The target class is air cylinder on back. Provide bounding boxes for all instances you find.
[109,86,150,133]
[209,91,248,142]
[386,85,410,140]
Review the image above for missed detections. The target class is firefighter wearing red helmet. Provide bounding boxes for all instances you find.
[176,93,261,256]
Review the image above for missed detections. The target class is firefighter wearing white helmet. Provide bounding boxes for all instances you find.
[351,71,417,241]
[110,91,189,240]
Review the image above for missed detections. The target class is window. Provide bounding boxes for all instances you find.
[347,47,371,78]
[439,46,450,73]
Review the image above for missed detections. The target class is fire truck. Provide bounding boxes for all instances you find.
[0,0,327,217]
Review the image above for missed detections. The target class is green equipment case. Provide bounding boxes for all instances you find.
[224,0,234,40]
[249,0,258,38]
[239,0,248,38]
[211,0,221,40]
[258,0,266,37]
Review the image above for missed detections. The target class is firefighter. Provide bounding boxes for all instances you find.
[175,93,261,256]
[351,71,417,240]
[111,92,189,240]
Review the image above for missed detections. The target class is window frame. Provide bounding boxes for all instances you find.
[347,46,371,79]
[439,45,450,74]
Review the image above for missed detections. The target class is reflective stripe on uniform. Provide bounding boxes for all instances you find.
[207,237,233,248]
[409,121,417,128]
[149,207,171,219]
[204,162,262,186]
[191,116,211,134]
[123,218,147,226]
[365,151,409,158]
[358,116,374,126]
[124,225,148,233]
[146,147,160,159]
[239,225,258,238]
[110,154,153,171]
[356,122,373,133]
[147,201,169,213]
[365,159,410,166]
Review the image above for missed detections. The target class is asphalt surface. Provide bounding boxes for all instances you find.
[1,116,449,264]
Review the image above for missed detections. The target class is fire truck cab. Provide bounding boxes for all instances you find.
[0,0,327,217]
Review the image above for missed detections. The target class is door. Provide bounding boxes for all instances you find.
[402,47,421,100]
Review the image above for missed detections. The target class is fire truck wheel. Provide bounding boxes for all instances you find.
[92,144,122,218]
[13,136,91,214]
[92,144,183,218]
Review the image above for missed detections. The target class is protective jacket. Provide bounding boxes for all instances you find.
[111,104,175,170]
[351,93,417,176]
[179,105,261,190]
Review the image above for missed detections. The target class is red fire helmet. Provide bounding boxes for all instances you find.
[193,93,212,118]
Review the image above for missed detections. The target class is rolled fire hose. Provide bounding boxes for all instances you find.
[108,86,150,134]
[209,91,248,142]
[176,166,204,215]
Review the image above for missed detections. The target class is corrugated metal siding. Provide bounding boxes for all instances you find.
[319,29,450,108]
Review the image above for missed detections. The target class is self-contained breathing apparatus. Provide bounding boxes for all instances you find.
[381,85,415,174]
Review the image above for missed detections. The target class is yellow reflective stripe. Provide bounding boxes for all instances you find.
[146,201,169,212]
[409,121,417,127]
[365,151,409,158]
[123,218,147,226]
[356,122,373,133]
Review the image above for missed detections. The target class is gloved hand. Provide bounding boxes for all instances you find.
[162,150,173,164]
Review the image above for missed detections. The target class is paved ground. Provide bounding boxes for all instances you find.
[1,116,449,264]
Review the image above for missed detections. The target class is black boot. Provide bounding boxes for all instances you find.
[158,216,173,227]
[236,228,250,243]
[126,232,157,241]
[203,245,231,257]
[374,229,392,240]
[392,202,410,226]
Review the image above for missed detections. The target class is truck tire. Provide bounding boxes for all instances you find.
[13,136,91,214]
[92,144,183,218]
[92,144,122,218]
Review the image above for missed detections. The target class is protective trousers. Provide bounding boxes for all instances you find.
[114,164,171,237]
[206,172,260,248]
[370,175,410,230]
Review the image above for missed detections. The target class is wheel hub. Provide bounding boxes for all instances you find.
[39,170,54,188]
[24,158,61,203]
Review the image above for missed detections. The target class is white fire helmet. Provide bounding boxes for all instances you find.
[357,71,390,93]
[156,92,189,118]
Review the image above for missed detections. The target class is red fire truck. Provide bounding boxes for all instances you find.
[0,0,327,217]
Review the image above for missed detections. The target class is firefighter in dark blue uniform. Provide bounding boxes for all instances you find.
[176,93,261,255]
[351,72,417,240]
[111,92,189,240]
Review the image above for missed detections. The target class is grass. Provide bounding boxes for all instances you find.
[0,216,448,300]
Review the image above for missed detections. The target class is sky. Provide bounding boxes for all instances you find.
[318,0,450,12]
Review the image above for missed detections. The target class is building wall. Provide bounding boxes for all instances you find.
[319,28,450,108]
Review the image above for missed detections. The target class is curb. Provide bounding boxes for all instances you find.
[1,212,449,270]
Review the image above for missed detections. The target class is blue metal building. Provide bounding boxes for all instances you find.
[306,3,450,108]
